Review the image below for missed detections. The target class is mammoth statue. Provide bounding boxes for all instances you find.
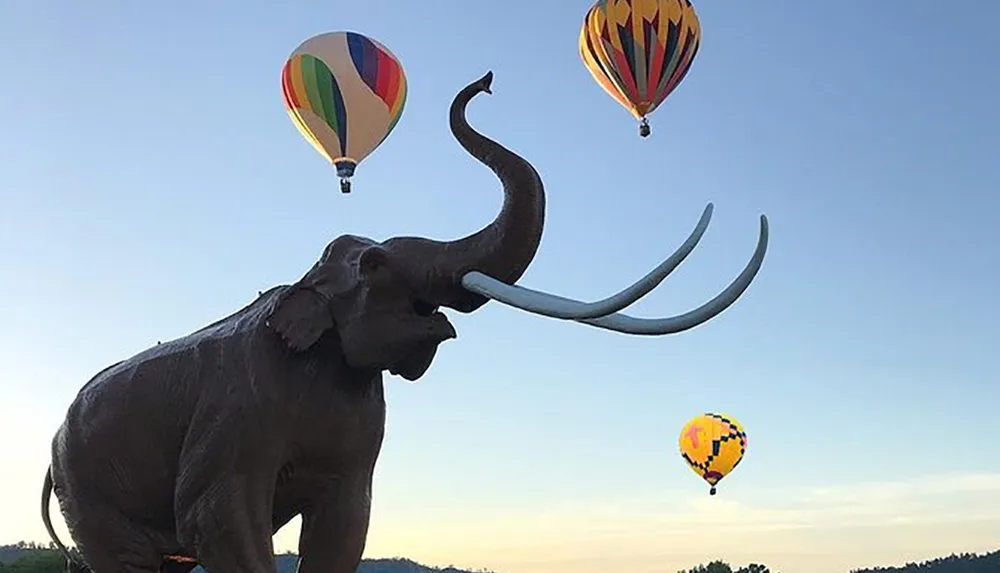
[40,72,768,573]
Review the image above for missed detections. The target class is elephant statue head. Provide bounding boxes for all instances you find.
[268,71,768,381]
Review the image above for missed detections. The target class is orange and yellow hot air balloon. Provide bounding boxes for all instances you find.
[281,31,407,193]
[679,412,747,495]
[579,0,701,138]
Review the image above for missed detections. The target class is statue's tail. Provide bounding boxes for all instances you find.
[42,466,89,573]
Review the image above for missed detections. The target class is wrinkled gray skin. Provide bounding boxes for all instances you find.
[41,72,545,573]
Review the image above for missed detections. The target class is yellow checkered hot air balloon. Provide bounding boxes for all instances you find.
[579,0,701,137]
[281,31,407,193]
[679,413,747,495]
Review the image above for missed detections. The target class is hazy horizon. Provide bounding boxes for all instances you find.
[2,1,998,573]
[5,472,1000,573]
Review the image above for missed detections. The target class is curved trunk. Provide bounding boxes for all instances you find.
[385,71,546,313]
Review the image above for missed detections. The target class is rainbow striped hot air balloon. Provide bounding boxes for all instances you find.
[281,31,407,193]
[579,0,701,138]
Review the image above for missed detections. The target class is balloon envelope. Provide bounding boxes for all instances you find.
[579,0,701,136]
[282,31,407,191]
[678,412,746,495]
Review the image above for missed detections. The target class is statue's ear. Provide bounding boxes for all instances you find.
[267,286,334,352]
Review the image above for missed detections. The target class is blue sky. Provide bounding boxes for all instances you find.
[1,1,998,572]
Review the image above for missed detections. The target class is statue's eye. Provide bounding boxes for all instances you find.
[412,300,437,317]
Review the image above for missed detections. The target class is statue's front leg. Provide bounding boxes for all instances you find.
[176,467,279,573]
[295,474,374,573]
[174,412,282,573]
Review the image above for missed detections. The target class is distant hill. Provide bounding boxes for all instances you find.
[0,545,493,573]
[269,554,491,573]
[0,545,30,566]
[849,549,1000,573]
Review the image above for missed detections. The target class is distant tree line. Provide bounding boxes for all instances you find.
[669,550,1000,573]
[676,560,774,572]
[2,542,998,573]
[848,549,1000,573]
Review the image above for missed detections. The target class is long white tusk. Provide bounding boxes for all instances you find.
[576,214,769,335]
[459,203,715,320]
